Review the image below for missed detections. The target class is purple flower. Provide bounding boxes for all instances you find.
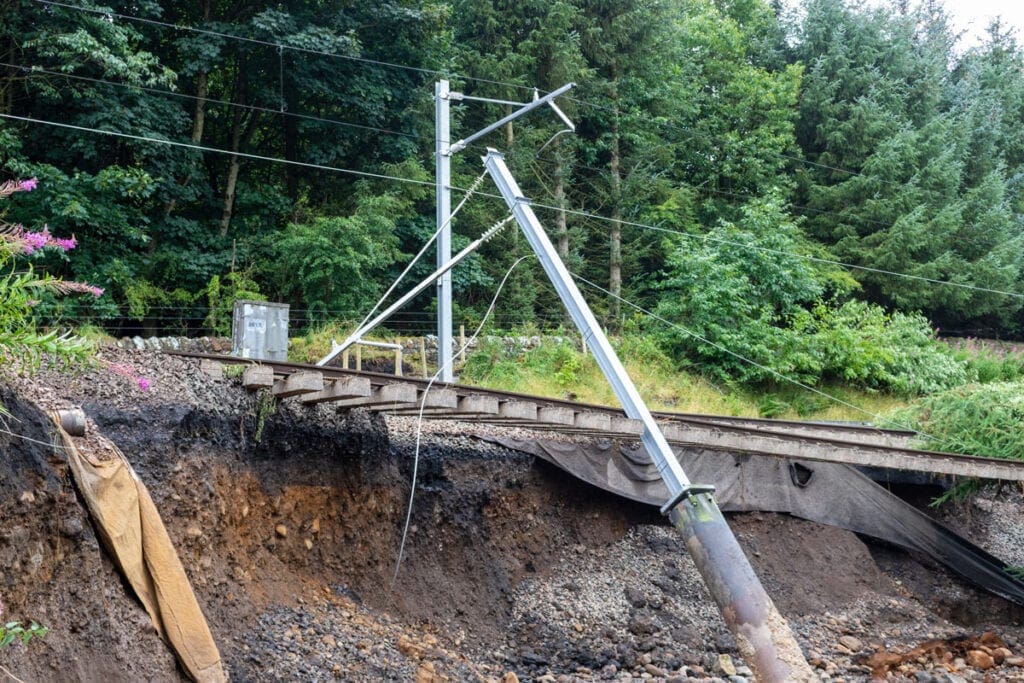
[23,231,48,253]
[59,281,105,297]
[103,361,149,392]
[52,235,77,251]
[18,177,38,192]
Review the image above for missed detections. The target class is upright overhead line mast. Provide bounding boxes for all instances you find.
[435,81,454,382]
[434,82,576,381]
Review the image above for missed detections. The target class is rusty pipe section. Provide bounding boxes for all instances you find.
[670,493,815,682]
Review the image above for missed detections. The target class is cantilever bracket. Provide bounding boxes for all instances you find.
[659,484,716,516]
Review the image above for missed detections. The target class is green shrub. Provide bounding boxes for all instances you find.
[652,196,967,396]
[796,301,969,395]
[891,381,1024,460]
[201,271,262,336]
[758,394,790,418]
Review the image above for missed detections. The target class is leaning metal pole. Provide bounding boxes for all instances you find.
[482,149,814,682]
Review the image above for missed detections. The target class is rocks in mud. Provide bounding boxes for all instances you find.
[715,653,737,676]
[59,515,84,539]
[966,649,995,669]
[838,634,863,652]
[234,597,503,682]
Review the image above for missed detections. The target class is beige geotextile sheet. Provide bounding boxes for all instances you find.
[51,413,226,683]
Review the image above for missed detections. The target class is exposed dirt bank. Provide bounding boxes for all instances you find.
[1,349,1022,682]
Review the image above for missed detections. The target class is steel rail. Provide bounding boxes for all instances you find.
[167,350,1024,480]
[169,350,908,435]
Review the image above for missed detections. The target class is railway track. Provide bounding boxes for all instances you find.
[170,351,1024,481]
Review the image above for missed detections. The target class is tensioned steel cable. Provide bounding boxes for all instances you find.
[29,0,924,223]
[35,0,909,187]
[32,0,541,94]
[2,61,423,142]
[7,111,1021,302]
[353,171,490,333]
[36,0,917,189]
[5,59,916,237]
[0,113,444,189]
[570,272,940,437]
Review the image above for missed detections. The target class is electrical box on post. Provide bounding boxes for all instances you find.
[231,300,289,361]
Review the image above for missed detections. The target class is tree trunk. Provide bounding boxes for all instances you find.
[191,71,208,144]
[220,112,259,237]
[220,130,243,237]
[505,104,514,148]
[608,61,622,326]
[162,0,209,222]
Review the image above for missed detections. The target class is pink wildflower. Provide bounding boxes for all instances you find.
[52,235,77,251]
[103,361,150,392]
[0,177,39,197]
[23,230,49,254]
[56,280,104,297]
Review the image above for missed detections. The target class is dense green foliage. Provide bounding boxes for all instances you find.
[894,381,1024,460]
[2,0,1024,394]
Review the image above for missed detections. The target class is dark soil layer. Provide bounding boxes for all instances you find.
[2,350,1023,682]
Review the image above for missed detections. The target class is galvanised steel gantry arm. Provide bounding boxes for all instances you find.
[482,148,814,683]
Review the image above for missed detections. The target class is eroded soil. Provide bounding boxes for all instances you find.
[1,349,1022,682]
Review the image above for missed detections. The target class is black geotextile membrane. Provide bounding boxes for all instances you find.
[485,436,1024,607]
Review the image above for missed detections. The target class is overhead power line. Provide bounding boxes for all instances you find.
[2,61,423,141]
[6,60,907,237]
[6,111,1021,302]
[35,0,913,191]
[0,112,441,189]
[526,202,1024,301]
[32,0,540,94]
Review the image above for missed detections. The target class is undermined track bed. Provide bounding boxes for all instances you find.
[2,349,1023,682]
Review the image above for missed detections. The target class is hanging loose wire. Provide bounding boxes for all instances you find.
[392,252,529,586]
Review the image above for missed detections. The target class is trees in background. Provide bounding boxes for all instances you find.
[795,0,1024,331]
[1,0,1024,384]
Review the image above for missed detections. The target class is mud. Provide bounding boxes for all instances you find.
[1,350,1023,682]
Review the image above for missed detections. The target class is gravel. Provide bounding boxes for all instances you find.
[4,347,1024,683]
